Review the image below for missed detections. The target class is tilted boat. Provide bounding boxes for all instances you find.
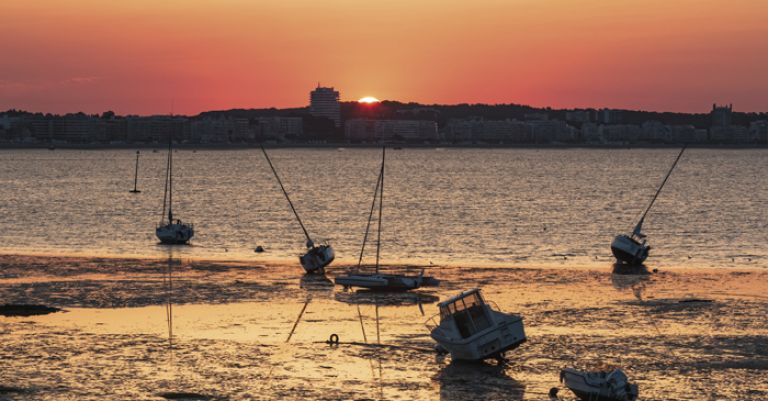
[335,147,435,291]
[426,288,526,362]
[611,146,686,265]
[560,367,639,401]
[156,133,194,244]
[260,146,334,273]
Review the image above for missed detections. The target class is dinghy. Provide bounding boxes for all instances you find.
[260,146,334,273]
[426,288,526,362]
[335,147,435,291]
[560,368,638,401]
[611,147,686,265]
[156,133,194,244]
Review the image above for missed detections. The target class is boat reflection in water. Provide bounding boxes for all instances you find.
[335,289,439,307]
[299,273,334,296]
[435,362,525,401]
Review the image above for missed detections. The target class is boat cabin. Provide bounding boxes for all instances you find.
[438,288,494,338]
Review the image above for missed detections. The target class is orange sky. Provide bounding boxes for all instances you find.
[1,0,767,115]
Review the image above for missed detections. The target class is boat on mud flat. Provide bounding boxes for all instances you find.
[335,147,435,291]
[425,288,525,362]
[335,269,426,291]
[611,146,686,265]
[560,367,639,401]
[156,132,194,245]
[260,146,335,274]
[610,231,649,265]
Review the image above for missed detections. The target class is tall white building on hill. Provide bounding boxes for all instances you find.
[309,85,341,127]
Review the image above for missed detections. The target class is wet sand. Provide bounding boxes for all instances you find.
[0,254,766,400]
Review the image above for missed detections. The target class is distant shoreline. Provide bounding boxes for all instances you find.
[1,142,766,150]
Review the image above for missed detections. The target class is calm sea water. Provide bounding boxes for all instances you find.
[0,148,765,269]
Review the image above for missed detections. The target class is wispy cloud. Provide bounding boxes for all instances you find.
[60,76,102,85]
[0,76,102,91]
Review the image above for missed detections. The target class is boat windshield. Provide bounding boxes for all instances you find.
[440,291,485,319]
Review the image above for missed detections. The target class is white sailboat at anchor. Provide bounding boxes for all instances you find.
[611,146,686,265]
[156,133,194,245]
[260,146,334,273]
[335,147,436,291]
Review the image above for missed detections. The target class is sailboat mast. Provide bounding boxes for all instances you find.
[636,146,686,227]
[357,169,382,268]
[375,147,385,274]
[167,131,174,224]
[133,151,140,192]
[160,137,171,223]
[260,146,311,242]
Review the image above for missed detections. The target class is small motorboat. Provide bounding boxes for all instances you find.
[611,146,686,265]
[560,368,638,401]
[426,288,526,362]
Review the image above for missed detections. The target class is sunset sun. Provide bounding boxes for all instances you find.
[358,96,380,104]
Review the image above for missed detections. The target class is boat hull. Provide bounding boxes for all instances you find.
[561,368,638,401]
[300,245,335,273]
[335,273,422,291]
[611,235,648,265]
[156,223,194,245]
[431,312,526,361]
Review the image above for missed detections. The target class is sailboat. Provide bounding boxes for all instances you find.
[260,146,334,273]
[335,147,435,291]
[129,150,141,193]
[611,146,686,265]
[156,133,194,244]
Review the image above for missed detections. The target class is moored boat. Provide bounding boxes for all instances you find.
[611,146,686,265]
[260,146,334,273]
[426,288,525,362]
[334,147,435,291]
[156,133,194,245]
[560,367,639,401]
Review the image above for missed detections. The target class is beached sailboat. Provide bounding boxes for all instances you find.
[560,368,639,401]
[156,134,194,244]
[335,147,434,291]
[611,147,686,265]
[260,146,334,273]
[129,150,141,193]
[426,288,526,362]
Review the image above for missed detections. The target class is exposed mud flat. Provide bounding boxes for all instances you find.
[0,254,766,400]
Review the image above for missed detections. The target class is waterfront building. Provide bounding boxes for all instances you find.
[443,118,529,143]
[345,119,438,142]
[309,85,341,127]
[711,103,733,127]
[749,121,768,144]
[256,116,303,141]
[190,117,250,143]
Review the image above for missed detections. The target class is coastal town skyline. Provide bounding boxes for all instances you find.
[2,84,766,146]
[3,0,768,115]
